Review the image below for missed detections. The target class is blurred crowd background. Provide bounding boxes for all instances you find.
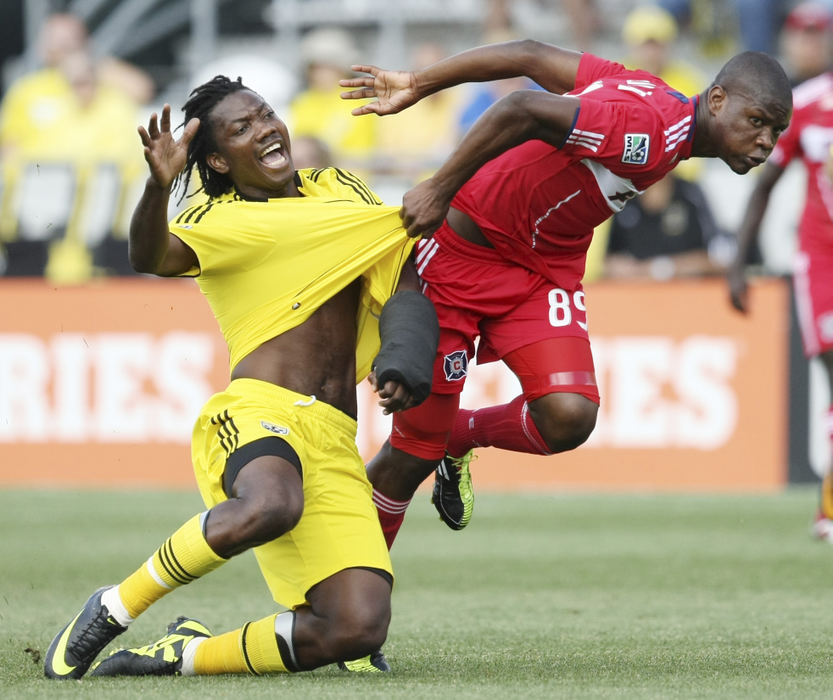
[0,0,831,285]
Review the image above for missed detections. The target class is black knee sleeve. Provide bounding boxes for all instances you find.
[373,290,439,405]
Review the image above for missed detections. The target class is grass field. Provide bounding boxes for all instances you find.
[3,486,833,699]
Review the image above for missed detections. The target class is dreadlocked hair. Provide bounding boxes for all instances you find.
[174,75,249,202]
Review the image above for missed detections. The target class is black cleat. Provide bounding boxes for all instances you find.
[44,586,127,680]
[431,450,475,530]
[90,616,212,677]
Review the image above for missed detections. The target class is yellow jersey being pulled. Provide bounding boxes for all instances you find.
[169,167,414,381]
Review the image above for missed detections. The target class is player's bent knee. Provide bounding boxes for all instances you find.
[255,502,303,541]
[528,393,598,453]
[313,591,390,660]
[306,568,391,662]
[227,456,305,545]
[229,496,303,547]
[330,608,389,659]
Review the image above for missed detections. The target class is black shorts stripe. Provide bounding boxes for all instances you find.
[240,622,260,675]
[226,412,240,451]
[212,410,240,457]
[214,420,232,457]
[356,566,393,587]
[210,414,229,457]
[223,436,302,496]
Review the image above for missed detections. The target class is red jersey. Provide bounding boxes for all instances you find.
[769,72,833,252]
[451,52,697,288]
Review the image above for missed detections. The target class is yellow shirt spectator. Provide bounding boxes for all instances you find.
[290,85,377,166]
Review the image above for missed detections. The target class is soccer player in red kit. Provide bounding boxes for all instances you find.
[342,40,792,543]
[729,63,833,540]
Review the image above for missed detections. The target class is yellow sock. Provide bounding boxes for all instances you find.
[192,629,250,675]
[194,613,296,675]
[118,513,226,619]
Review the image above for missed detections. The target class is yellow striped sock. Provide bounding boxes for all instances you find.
[192,628,250,675]
[193,614,295,675]
[118,513,226,619]
[241,614,292,674]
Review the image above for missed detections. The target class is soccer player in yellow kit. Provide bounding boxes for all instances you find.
[43,75,437,679]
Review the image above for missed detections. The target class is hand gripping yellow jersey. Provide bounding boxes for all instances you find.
[169,167,414,380]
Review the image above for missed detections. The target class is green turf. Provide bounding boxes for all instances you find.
[2,486,833,699]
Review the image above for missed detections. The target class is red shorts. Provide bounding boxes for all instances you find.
[415,223,596,396]
[794,247,833,357]
[393,225,598,459]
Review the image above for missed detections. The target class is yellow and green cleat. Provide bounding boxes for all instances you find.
[90,617,211,676]
[337,649,391,672]
[432,450,475,530]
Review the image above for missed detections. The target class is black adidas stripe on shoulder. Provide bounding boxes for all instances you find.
[174,203,208,224]
[193,202,215,223]
[174,197,236,225]
[333,168,380,205]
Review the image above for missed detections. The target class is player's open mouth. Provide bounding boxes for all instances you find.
[259,141,287,167]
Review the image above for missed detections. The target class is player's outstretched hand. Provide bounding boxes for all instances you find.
[138,104,200,190]
[400,178,452,239]
[368,371,418,415]
[727,265,749,313]
[339,65,420,116]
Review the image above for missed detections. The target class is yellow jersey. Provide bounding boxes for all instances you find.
[170,167,414,381]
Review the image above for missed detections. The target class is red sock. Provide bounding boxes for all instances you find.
[372,489,411,549]
[447,395,550,457]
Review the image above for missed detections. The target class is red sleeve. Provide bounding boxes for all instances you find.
[574,53,629,90]
[562,97,665,175]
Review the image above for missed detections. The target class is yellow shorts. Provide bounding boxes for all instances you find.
[191,378,392,610]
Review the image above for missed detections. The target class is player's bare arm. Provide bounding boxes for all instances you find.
[340,40,582,117]
[727,161,784,312]
[129,104,200,276]
[400,90,580,238]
